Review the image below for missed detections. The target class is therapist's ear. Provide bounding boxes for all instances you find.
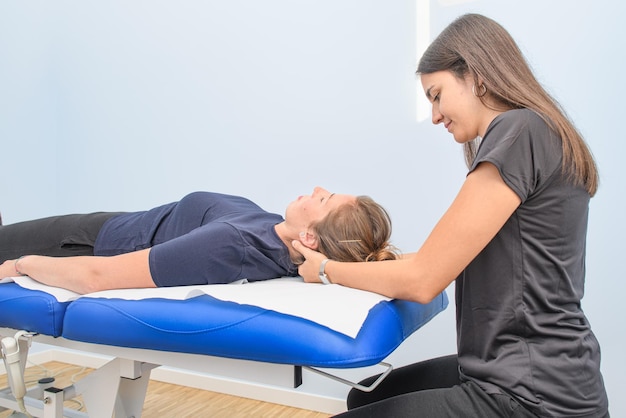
[299,231,319,250]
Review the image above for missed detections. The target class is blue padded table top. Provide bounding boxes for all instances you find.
[1,281,448,368]
[63,292,448,368]
[0,283,69,337]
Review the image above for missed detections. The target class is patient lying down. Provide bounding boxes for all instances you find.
[0,188,397,294]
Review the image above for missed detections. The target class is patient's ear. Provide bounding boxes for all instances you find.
[299,231,319,250]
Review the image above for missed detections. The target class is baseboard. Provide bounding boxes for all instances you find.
[5,348,346,414]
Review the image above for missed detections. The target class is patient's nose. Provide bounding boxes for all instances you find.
[313,186,328,196]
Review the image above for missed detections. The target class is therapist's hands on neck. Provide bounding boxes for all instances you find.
[291,239,421,301]
[291,239,421,302]
[291,240,328,283]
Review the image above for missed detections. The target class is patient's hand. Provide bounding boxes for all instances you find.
[291,241,327,283]
[0,259,19,279]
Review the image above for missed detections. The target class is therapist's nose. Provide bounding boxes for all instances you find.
[432,103,443,125]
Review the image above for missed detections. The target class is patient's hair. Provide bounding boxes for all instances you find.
[312,196,398,263]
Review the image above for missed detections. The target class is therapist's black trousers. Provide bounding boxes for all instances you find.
[0,212,122,263]
[337,355,539,418]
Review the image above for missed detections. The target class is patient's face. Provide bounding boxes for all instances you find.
[284,186,355,230]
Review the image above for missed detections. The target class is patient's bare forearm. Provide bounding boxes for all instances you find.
[13,255,107,294]
[11,251,155,294]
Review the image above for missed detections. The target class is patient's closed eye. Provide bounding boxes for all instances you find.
[321,193,335,203]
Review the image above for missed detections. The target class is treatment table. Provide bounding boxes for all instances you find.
[1,277,447,417]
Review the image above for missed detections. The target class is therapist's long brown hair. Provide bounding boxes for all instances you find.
[417,13,598,196]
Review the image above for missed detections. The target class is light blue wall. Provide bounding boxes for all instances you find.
[1,1,624,415]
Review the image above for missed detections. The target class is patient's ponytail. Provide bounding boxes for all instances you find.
[312,196,398,263]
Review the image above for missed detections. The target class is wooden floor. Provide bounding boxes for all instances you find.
[0,361,332,417]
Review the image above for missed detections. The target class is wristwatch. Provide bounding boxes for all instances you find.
[318,259,332,284]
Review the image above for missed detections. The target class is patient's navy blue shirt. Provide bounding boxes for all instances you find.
[93,192,298,286]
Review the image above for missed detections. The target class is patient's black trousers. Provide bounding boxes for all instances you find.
[0,213,122,262]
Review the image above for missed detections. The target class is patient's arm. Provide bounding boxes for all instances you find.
[5,249,156,294]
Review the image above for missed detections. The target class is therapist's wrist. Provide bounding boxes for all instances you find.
[318,258,332,284]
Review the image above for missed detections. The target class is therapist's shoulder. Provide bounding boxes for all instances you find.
[493,108,551,131]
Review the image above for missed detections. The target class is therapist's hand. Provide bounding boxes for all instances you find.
[291,240,328,283]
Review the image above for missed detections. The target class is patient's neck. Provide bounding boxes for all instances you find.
[274,223,304,264]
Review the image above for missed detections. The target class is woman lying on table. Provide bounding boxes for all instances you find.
[0,187,397,294]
